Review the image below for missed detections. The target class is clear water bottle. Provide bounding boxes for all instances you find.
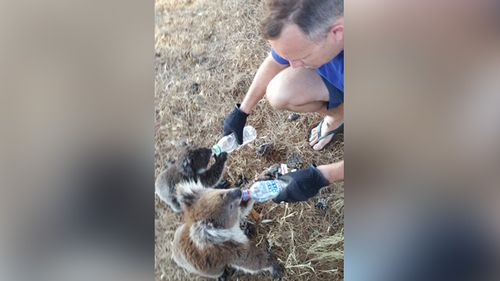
[212,126,257,156]
[241,179,287,202]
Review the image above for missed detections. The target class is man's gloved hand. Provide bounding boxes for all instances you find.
[223,104,248,145]
[272,165,330,203]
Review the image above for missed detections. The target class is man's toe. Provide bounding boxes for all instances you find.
[313,135,333,150]
[309,128,318,142]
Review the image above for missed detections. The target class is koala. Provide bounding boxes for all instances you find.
[155,147,228,213]
[172,183,283,280]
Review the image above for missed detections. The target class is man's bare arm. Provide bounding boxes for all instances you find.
[239,54,288,114]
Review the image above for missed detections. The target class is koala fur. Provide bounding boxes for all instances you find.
[155,147,228,213]
[172,182,283,280]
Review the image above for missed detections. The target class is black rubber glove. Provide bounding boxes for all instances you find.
[272,165,330,203]
[223,104,248,145]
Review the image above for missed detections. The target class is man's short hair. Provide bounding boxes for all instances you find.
[261,0,343,41]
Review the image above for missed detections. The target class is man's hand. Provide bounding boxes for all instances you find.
[272,165,330,203]
[223,104,248,145]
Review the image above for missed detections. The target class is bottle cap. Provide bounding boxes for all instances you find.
[212,145,222,156]
[241,189,251,201]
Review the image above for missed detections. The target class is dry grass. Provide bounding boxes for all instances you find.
[155,0,344,280]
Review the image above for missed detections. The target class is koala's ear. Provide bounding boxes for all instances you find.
[179,157,194,176]
[176,181,204,208]
[178,190,198,208]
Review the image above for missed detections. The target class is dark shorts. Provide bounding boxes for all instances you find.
[320,76,344,110]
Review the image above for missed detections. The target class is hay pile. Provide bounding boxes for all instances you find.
[155,0,344,280]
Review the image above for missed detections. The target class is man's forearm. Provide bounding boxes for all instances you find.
[317,161,344,183]
[239,54,288,114]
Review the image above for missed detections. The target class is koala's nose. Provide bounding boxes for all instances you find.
[227,188,242,200]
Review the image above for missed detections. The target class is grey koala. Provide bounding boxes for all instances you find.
[155,147,228,213]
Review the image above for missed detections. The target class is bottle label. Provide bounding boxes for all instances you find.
[267,180,279,193]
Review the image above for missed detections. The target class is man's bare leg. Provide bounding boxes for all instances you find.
[266,67,344,150]
[266,68,328,110]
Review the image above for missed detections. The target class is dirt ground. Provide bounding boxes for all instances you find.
[155,0,344,280]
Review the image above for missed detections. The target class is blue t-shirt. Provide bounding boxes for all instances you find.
[271,48,344,93]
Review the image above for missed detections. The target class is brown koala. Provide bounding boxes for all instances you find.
[172,183,283,280]
[155,147,228,213]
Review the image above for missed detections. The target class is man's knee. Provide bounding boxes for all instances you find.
[266,76,289,110]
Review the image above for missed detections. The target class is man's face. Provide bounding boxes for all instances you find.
[269,21,344,69]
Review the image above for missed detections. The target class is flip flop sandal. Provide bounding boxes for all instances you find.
[308,119,344,150]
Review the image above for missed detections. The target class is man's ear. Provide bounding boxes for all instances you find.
[329,19,344,43]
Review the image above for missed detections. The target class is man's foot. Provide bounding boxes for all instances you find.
[308,116,343,150]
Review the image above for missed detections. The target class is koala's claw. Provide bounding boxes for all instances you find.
[217,266,235,281]
[271,263,284,279]
[216,275,227,281]
[242,221,257,239]
[216,152,228,162]
[214,179,231,189]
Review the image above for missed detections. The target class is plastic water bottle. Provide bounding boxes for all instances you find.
[212,126,256,156]
[241,179,287,202]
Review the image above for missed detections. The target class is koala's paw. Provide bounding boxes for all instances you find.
[271,263,284,279]
[241,220,257,239]
[264,240,273,254]
[216,274,227,281]
[214,179,231,189]
[217,267,235,281]
[234,174,248,188]
[215,152,228,163]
